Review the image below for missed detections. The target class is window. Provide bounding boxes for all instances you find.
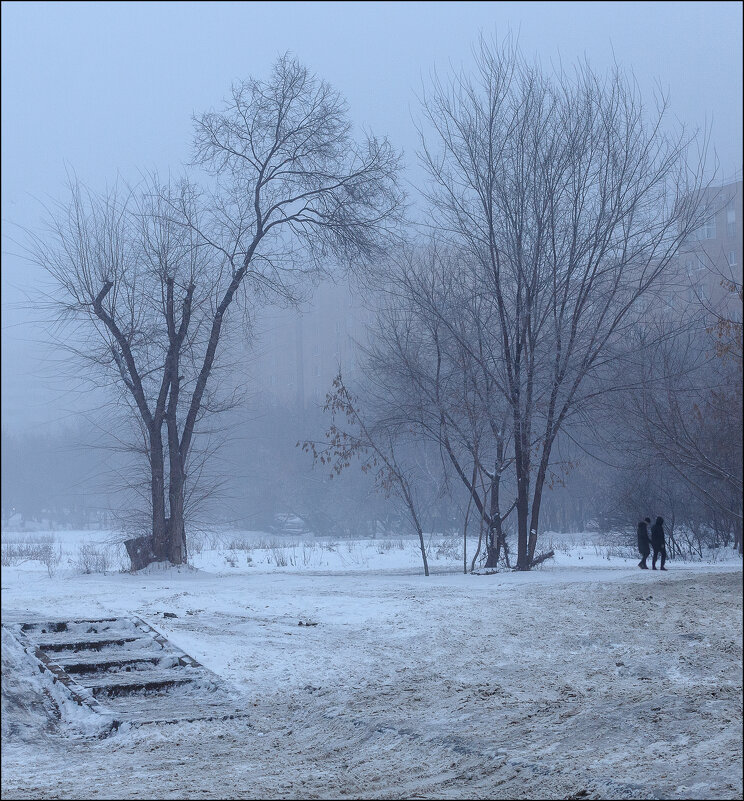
[728,251,737,267]
[312,343,320,356]
[314,365,321,378]
[727,207,736,239]
[694,207,717,240]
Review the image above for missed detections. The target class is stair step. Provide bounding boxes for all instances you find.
[112,706,248,725]
[101,687,245,724]
[5,615,247,725]
[36,634,141,651]
[21,618,119,634]
[54,652,176,674]
[82,669,198,697]
[34,626,152,651]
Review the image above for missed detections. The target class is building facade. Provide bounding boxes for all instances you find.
[247,278,372,412]
[677,177,742,306]
[246,178,743,410]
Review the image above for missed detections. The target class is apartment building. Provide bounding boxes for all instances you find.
[677,177,743,305]
[246,178,742,410]
[247,278,372,412]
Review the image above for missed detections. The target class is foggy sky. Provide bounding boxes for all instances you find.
[2,0,742,433]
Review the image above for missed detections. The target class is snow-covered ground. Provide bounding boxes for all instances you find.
[2,529,742,799]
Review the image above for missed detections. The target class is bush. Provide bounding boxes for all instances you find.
[71,543,111,574]
[1,534,62,576]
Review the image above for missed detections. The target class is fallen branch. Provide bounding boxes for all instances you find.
[528,550,555,569]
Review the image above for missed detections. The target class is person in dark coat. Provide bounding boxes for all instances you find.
[637,517,651,569]
[651,516,667,570]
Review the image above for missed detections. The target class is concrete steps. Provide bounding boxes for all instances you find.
[3,615,247,728]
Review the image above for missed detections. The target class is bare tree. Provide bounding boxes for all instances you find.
[629,284,743,554]
[302,374,431,576]
[27,55,403,568]
[415,37,707,569]
[363,244,520,571]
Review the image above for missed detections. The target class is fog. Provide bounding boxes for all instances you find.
[3,9,743,797]
[1,2,741,552]
[2,1,741,431]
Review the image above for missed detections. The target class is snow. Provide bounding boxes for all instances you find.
[2,529,742,799]
[1,627,114,741]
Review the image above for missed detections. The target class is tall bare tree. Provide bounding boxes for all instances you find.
[28,55,403,567]
[413,37,707,569]
[363,244,520,570]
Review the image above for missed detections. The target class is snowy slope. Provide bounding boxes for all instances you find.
[2,530,741,799]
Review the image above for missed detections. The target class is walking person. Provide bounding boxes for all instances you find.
[637,517,651,569]
[651,516,667,571]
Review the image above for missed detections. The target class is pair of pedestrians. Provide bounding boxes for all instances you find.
[637,516,667,570]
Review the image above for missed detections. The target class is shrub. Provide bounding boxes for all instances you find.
[71,542,111,574]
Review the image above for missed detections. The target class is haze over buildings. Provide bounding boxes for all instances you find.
[679,178,743,304]
[2,1,742,431]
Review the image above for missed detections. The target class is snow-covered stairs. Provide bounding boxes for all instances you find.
[4,616,247,727]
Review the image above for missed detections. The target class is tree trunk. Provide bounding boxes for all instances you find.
[166,382,188,566]
[501,532,512,569]
[525,428,558,567]
[165,516,186,565]
[149,426,169,561]
[124,535,160,571]
[515,490,530,570]
[470,511,485,573]
[529,549,555,568]
[514,424,531,570]
[484,527,501,568]
[462,499,470,575]
[484,454,504,569]
[125,423,185,570]
[410,500,429,578]
[416,522,429,576]
[528,480,546,566]
[166,471,187,566]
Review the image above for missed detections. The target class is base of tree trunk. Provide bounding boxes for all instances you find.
[124,536,164,571]
[124,519,188,570]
